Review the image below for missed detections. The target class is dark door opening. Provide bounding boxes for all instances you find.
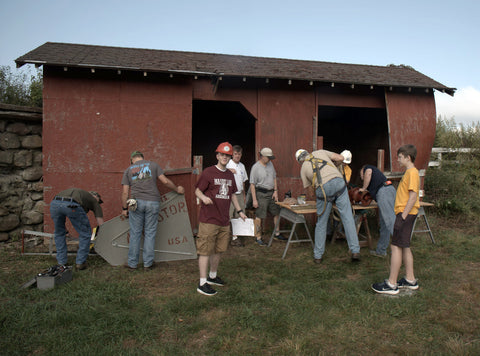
[192,100,256,172]
[318,105,389,185]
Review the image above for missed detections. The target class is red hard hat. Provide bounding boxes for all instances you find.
[216,142,233,155]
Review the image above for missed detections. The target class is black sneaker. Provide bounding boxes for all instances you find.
[197,283,217,296]
[397,277,419,290]
[274,234,288,241]
[207,276,225,286]
[371,280,399,295]
[256,239,267,246]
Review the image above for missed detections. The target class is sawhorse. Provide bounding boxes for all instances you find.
[411,206,435,244]
[268,206,314,259]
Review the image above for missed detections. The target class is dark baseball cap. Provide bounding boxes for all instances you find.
[89,191,103,204]
[130,151,144,159]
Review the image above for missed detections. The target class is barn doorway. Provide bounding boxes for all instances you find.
[192,100,256,172]
[317,105,389,185]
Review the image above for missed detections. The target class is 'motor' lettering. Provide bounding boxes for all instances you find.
[158,202,188,222]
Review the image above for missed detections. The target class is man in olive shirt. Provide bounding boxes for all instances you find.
[50,188,104,270]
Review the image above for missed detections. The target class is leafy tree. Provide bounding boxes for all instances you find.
[434,116,480,148]
[425,116,480,221]
[0,65,43,107]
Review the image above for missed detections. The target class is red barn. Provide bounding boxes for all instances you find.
[16,42,455,232]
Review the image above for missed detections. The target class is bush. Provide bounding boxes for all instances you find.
[425,117,480,221]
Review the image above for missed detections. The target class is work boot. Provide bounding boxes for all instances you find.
[76,262,87,270]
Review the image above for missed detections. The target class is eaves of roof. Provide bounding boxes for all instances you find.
[15,42,456,96]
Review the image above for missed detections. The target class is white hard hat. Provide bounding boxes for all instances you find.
[295,149,308,163]
[340,150,352,164]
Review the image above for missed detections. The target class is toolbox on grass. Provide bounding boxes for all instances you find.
[36,265,73,290]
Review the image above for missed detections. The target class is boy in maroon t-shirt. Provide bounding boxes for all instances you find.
[195,142,247,296]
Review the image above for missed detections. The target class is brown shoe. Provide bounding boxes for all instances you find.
[124,263,137,270]
[351,253,361,262]
[313,258,322,264]
[76,263,87,270]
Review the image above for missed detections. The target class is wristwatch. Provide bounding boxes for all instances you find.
[237,209,243,214]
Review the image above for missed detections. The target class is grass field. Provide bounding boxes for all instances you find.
[1,214,479,355]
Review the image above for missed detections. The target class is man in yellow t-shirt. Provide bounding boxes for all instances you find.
[372,144,420,295]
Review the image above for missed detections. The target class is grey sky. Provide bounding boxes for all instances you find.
[1,0,478,125]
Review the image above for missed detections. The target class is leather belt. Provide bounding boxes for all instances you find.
[54,196,79,204]
[256,187,274,194]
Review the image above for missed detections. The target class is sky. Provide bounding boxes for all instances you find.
[1,0,479,126]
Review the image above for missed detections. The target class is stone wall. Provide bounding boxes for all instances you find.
[0,104,43,241]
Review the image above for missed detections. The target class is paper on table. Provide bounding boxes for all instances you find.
[230,218,255,236]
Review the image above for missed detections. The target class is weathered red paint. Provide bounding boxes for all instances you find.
[42,73,195,232]
[386,91,436,172]
[41,69,438,234]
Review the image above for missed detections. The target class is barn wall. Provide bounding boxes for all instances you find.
[385,91,436,172]
[193,81,319,199]
[317,86,385,108]
[42,73,194,232]
[40,69,438,233]
[257,88,317,198]
[192,80,258,117]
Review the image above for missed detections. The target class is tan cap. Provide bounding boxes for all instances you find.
[260,147,275,159]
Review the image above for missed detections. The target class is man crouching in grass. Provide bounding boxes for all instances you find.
[372,144,420,295]
[195,142,247,296]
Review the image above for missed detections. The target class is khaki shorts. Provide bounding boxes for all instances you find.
[196,222,231,256]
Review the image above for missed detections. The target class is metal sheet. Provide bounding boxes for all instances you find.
[94,191,197,266]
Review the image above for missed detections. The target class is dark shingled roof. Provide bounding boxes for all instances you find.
[16,42,455,95]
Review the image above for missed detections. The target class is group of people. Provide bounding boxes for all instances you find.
[50,143,420,297]
[295,144,420,295]
[49,150,185,272]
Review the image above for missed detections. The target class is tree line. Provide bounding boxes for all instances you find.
[0,65,42,107]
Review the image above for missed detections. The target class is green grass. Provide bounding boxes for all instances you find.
[1,214,479,355]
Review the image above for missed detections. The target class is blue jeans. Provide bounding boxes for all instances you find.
[50,200,92,265]
[375,185,396,255]
[128,199,160,268]
[314,178,360,259]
